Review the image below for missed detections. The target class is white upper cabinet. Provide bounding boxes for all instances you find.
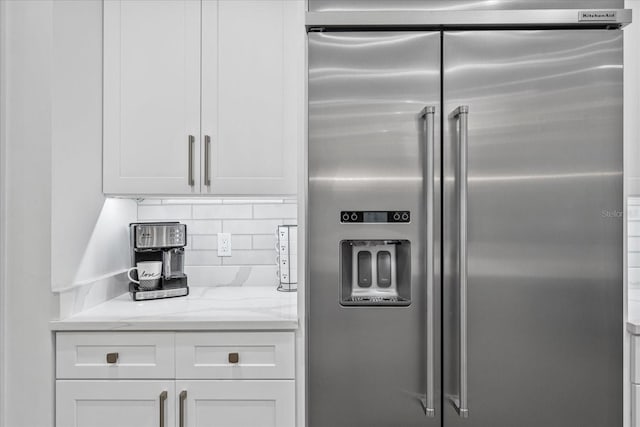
[201,0,299,195]
[103,0,302,196]
[103,0,201,195]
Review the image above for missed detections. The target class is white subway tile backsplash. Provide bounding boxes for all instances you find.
[222,199,284,204]
[222,250,276,266]
[185,251,222,266]
[630,221,640,236]
[191,235,218,250]
[629,205,640,220]
[163,198,222,205]
[232,235,253,250]
[193,204,252,219]
[253,234,278,250]
[630,253,640,268]
[188,234,253,251]
[630,236,640,252]
[137,199,295,285]
[253,204,297,219]
[629,267,640,288]
[138,205,191,220]
[184,265,279,286]
[224,219,283,234]
[183,220,223,235]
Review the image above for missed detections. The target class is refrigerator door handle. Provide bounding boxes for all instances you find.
[451,105,470,418]
[421,106,436,418]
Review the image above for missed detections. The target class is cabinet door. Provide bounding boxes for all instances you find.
[176,380,295,427]
[201,0,302,195]
[56,381,175,427]
[104,0,200,195]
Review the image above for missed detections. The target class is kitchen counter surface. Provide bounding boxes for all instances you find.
[50,286,298,331]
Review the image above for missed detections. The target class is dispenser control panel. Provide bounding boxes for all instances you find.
[340,211,410,223]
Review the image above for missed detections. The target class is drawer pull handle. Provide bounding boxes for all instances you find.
[228,352,239,364]
[179,390,187,427]
[106,352,119,364]
[159,390,168,427]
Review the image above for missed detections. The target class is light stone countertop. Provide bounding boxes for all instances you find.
[50,286,298,331]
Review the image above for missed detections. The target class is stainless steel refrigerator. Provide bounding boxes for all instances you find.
[307,13,625,427]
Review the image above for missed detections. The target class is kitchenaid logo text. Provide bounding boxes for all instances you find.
[579,11,617,21]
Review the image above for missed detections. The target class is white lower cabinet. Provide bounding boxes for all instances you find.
[634,384,640,427]
[55,332,295,427]
[56,381,176,427]
[176,380,295,427]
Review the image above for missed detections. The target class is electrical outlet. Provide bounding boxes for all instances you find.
[218,233,232,257]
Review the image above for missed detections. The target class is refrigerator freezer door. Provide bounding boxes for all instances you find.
[442,30,623,427]
[308,32,441,427]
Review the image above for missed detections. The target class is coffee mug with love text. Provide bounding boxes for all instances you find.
[127,261,162,290]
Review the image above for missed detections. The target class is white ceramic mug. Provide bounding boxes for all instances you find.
[127,261,162,290]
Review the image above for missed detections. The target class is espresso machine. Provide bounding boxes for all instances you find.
[128,222,189,301]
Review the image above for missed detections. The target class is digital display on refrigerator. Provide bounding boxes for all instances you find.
[363,212,387,222]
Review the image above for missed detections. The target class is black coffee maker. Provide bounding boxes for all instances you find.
[128,222,189,301]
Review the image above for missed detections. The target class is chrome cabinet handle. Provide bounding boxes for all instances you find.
[452,105,469,418]
[421,106,436,418]
[204,135,211,187]
[179,390,187,427]
[188,135,195,186]
[159,390,168,427]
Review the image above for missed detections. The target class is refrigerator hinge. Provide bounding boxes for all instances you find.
[308,27,326,33]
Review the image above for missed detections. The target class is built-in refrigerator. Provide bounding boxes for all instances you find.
[307,5,627,427]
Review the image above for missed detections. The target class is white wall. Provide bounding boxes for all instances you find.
[2,2,55,426]
[51,0,135,293]
[1,1,129,425]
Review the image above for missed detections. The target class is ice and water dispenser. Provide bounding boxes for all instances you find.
[339,211,412,306]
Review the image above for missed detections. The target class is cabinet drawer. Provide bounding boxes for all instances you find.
[56,332,175,379]
[175,332,294,379]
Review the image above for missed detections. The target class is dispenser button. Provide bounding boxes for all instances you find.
[377,251,392,288]
[357,251,372,288]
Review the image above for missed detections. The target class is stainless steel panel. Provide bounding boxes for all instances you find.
[306,10,632,29]
[133,223,187,249]
[443,30,622,427]
[308,31,441,427]
[309,0,622,12]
